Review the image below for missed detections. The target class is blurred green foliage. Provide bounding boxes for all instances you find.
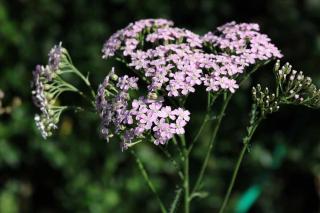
[0,0,319,212]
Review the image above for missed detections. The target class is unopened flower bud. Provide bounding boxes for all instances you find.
[274,60,280,72]
[111,73,118,81]
[257,84,261,91]
[148,92,158,100]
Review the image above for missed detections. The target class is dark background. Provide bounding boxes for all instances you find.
[0,0,319,212]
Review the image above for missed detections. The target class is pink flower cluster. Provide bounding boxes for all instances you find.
[129,44,203,96]
[126,97,190,146]
[146,27,202,47]
[102,19,173,59]
[96,68,190,149]
[200,54,244,92]
[202,21,283,64]
[99,19,283,148]
[102,19,282,96]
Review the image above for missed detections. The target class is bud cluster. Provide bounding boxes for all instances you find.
[274,60,320,108]
[252,61,320,119]
[252,84,279,117]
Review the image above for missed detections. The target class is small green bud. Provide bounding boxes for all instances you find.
[274,60,280,72]
[111,73,118,81]
[148,92,158,100]
[257,84,261,91]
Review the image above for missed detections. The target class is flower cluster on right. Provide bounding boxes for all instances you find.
[252,60,320,118]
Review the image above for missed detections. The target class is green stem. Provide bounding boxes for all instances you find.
[61,61,96,100]
[180,135,189,213]
[131,150,167,213]
[218,117,262,213]
[188,93,219,154]
[159,146,184,181]
[191,63,264,196]
[187,114,209,154]
[71,65,96,98]
[54,77,95,108]
[173,135,184,162]
[192,93,232,195]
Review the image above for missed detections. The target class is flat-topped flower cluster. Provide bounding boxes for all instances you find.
[97,18,282,148]
[102,19,282,96]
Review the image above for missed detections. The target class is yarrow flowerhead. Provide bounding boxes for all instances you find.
[202,21,283,64]
[98,18,284,149]
[96,67,190,150]
[102,19,282,97]
[31,43,77,139]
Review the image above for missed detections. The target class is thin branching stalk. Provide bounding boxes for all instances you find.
[131,150,167,213]
[180,135,190,213]
[191,93,232,195]
[173,134,184,162]
[218,112,263,213]
[191,63,264,197]
[188,93,219,154]
[159,146,184,181]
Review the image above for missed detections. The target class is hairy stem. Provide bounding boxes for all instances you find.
[187,114,209,154]
[180,135,190,213]
[71,65,96,99]
[191,63,264,197]
[192,93,232,195]
[159,146,184,181]
[218,115,262,213]
[173,135,184,162]
[188,93,219,154]
[131,150,167,213]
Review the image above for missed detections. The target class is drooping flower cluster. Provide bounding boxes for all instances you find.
[96,68,190,149]
[102,19,282,97]
[32,64,58,138]
[31,43,75,138]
